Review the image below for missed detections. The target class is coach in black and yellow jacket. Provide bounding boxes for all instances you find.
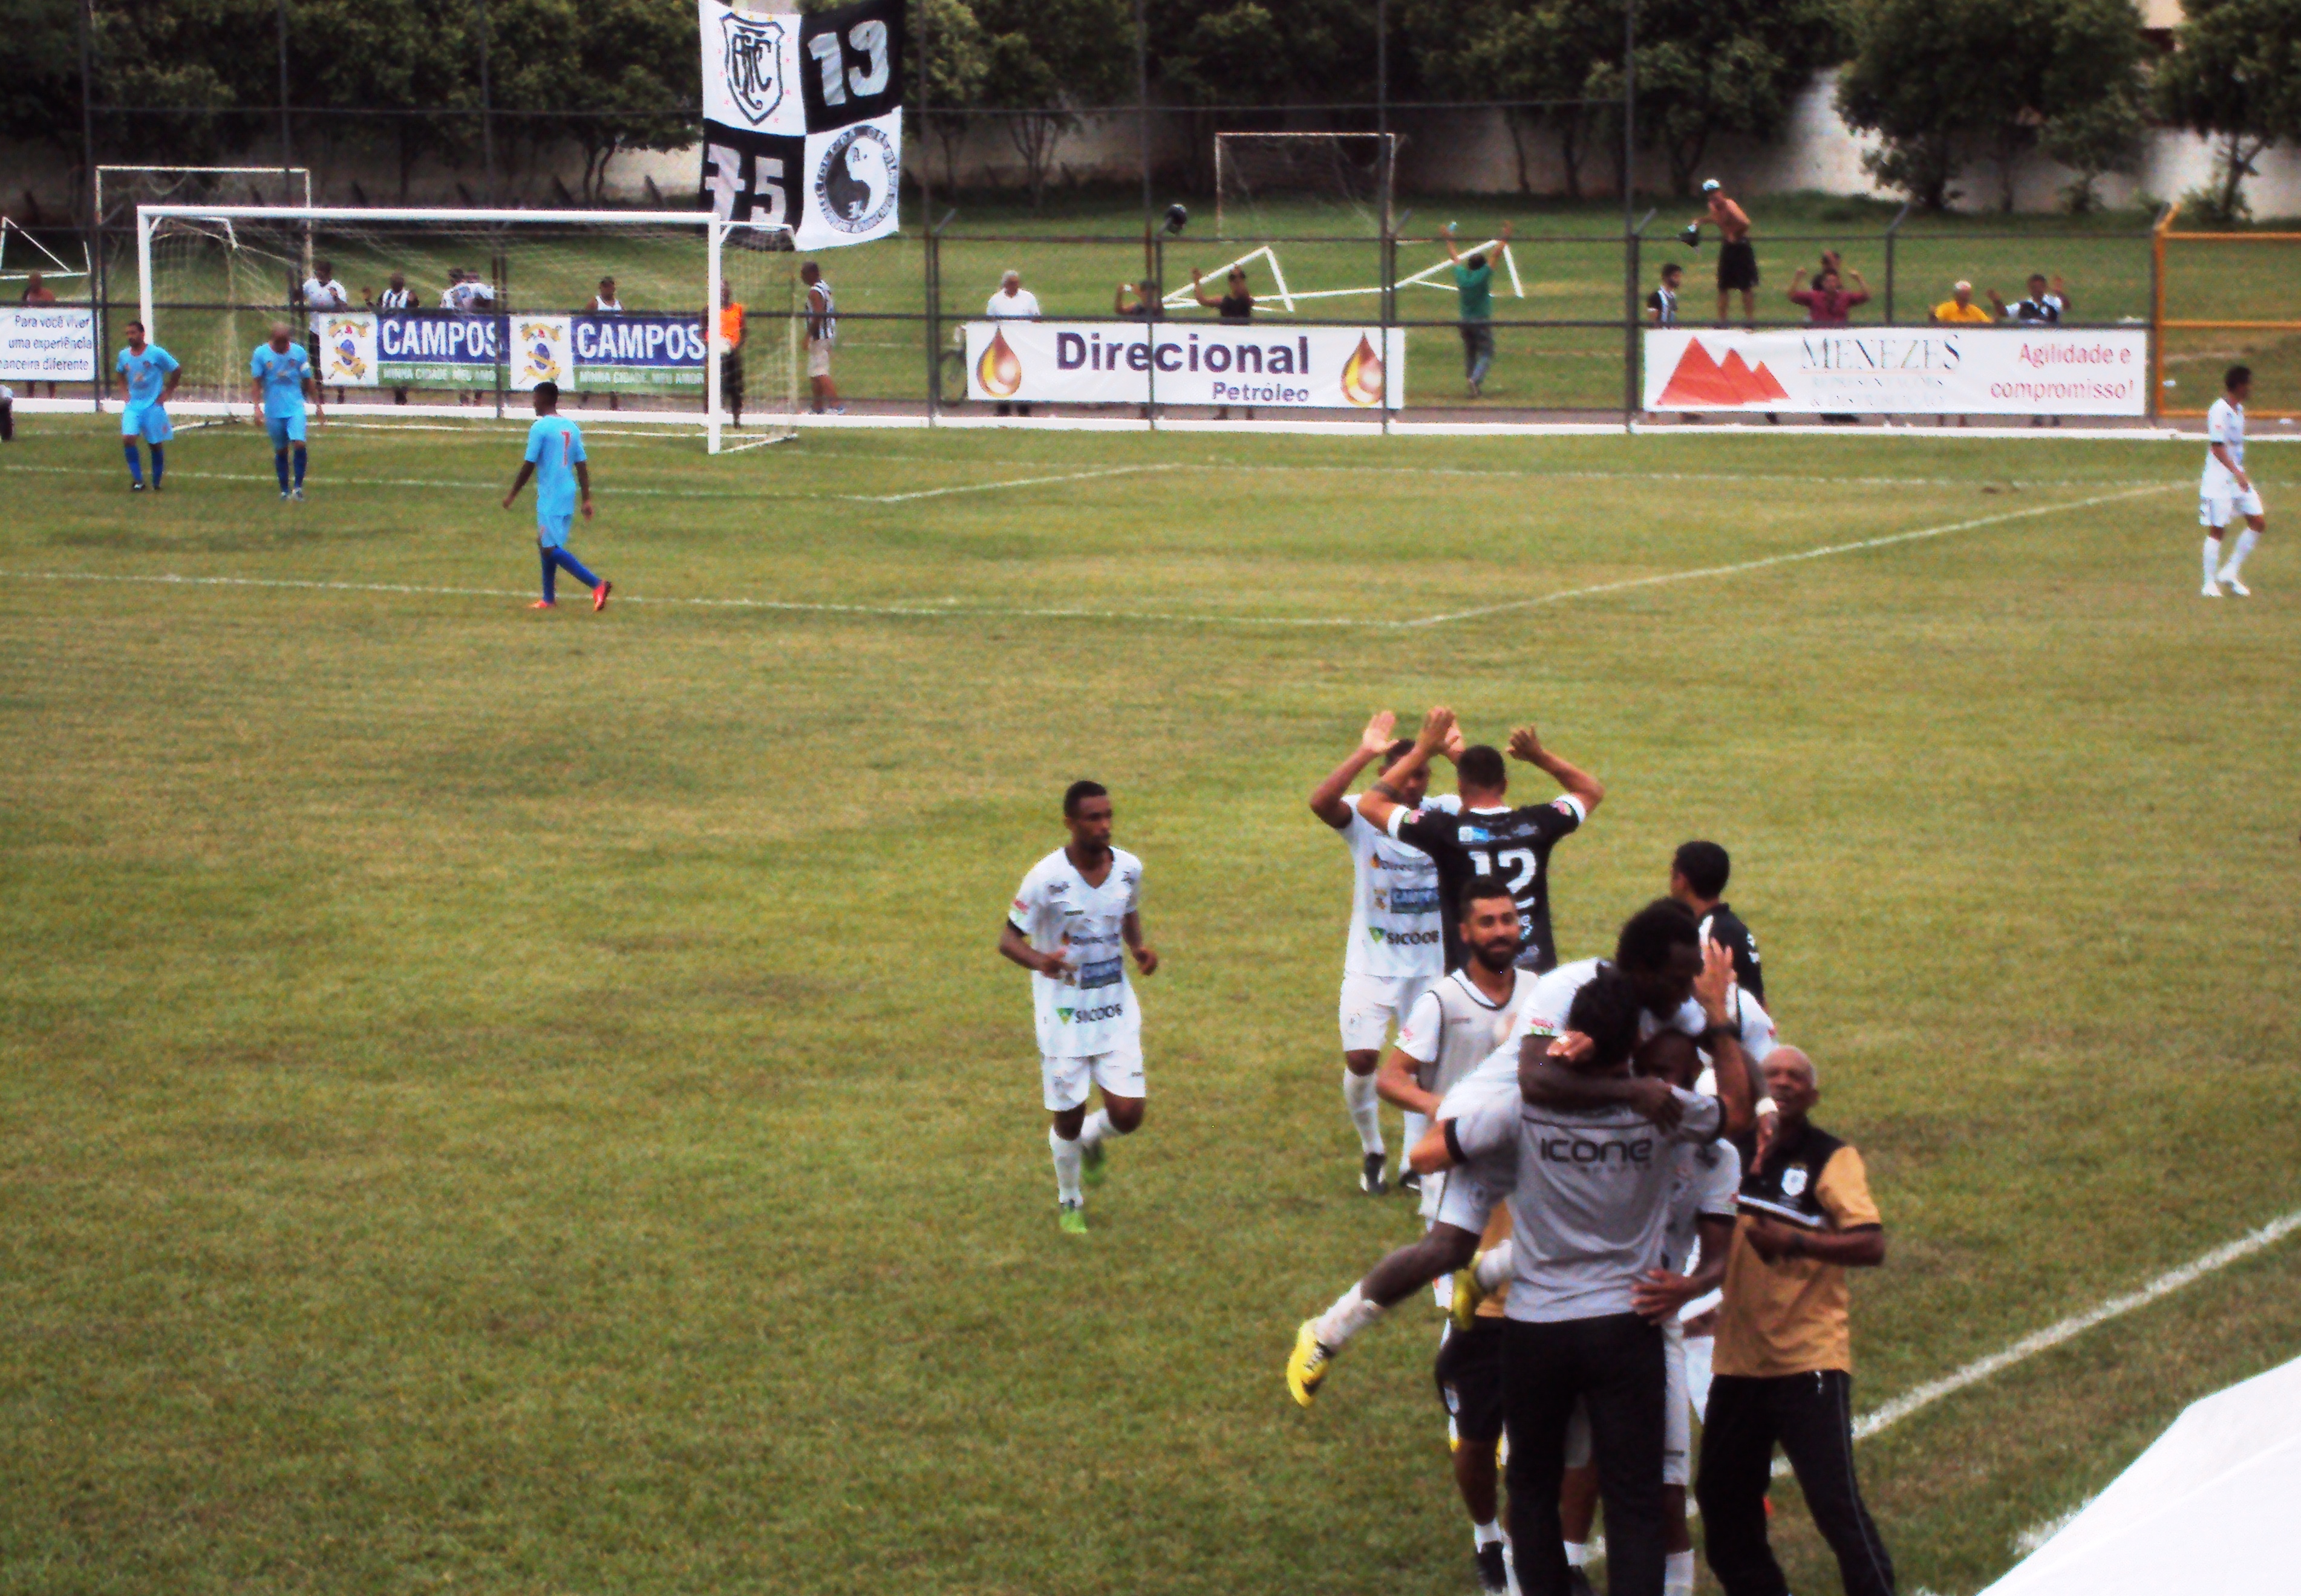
[1696,1046,1897,1596]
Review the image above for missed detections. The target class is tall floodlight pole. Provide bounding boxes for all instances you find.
[1135,0,1152,275]
[478,0,498,203]
[1622,0,1638,422]
[276,0,292,178]
[80,0,101,412]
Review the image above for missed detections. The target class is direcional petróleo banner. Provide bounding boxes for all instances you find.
[964,322,1403,409]
[1642,328,2149,416]
[700,0,902,250]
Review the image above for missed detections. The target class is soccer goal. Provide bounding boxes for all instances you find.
[131,204,799,449]
[1213,132,1399,237]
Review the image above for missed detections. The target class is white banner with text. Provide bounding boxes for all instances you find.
[965,321,1402,409]
[1642,328,2149,416]
[1,306,97,385]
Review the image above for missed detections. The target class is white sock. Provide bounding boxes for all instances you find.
[2224,527,2259,576]
[1048,1126,1083,1204]
[1402,1109,1429,1166]
[1476,1240,1515,1294]
[1564,1540,1589,1569]
[1343,1070,1384,1156]
[1313,1282,1386,1349]
[1474,1518,1504,1549]
[1079,1109,1115,1148]
[1665,1549,1696,1595]
[2204,535,2224,585]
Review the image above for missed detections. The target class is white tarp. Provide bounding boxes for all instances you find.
[1642,328,2149,416]
[964,321,1402,410]
[1980,1354,2301,1596]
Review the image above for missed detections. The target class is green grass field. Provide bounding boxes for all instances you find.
[4,413,2299,1595]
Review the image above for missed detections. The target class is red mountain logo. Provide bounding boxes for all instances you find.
[1657,340,1790,406]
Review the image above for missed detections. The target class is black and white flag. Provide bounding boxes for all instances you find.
[700,0,903,249]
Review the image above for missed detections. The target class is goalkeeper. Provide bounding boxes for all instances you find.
[501,381,613,614]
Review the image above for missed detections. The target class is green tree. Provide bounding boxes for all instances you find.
[1630,0,1847,197]
[1149,0,1377,194]
[2155,0,2301,223]
[971,0,1130,209]
[1404,0,1613,198]
[287,0,481,201]
[0,0,81,167]
[913,0,991,192]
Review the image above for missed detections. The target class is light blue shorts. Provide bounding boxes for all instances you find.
[122,403,172,443]
[266,412,308,446]
[538,515,573,549]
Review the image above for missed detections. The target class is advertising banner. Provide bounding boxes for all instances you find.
[1,306,96,384]
[316,311,707,391]
[570,313,708,389]
[376,310,502,386]
[964,321,1403,410]
[701,0,902,250]
[1642,328,2149,416]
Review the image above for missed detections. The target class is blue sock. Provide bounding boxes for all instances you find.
[550,547,602,591]
[149,444,164,487]
[125,441,143,484]
[539,547,557,604]
[293,446,307,487]
[275,449,290,490]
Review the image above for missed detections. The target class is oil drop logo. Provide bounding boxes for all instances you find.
[1340,334,1383,406]
[978,327,1022,397]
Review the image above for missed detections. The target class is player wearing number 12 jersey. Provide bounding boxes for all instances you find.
[999,781,1160,1234]
[1355,706,1604,974]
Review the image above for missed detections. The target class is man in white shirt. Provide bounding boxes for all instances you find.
[368,273,414,405]
[1308,711,1460,1194]
[302,259,348,408]
[2202,363,2267,597]
[584,278,625,409]
[985,270,1041,417]
[999,780,1160,1234]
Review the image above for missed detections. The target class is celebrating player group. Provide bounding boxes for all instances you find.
[997,704,1893,1596]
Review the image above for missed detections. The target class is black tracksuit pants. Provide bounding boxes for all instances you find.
[1696,1370,1897,1596]
[1501,1312,1668,1596]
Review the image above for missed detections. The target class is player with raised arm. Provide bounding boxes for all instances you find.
[2201,364,2266,597]
[1355,706,1604,975]
[501,381,609,613]
[113,321,180,492]
[999,781,1159,1234]
[1308,710,1462,1195]
[250,322,315,501]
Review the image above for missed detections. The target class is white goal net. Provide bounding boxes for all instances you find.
[132,206,799,449]
[1214,132,1398,236]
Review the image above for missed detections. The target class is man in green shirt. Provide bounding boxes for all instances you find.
[1442,222,1511,398]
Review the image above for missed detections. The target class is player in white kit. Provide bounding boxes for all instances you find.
[999,781,1160,1234]
[1309,710,1461,1194]
[2201,364,2267,596]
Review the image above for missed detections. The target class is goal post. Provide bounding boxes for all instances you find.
[1213,132,1399,236]
[132,204,798,443]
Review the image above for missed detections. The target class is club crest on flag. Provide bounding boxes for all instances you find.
[814,124,898,234]
[719,11,787,127]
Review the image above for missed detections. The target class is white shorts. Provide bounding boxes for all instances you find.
[1041,1034,1144,1112]
[2201,483,2265,527]
[1562,1319,1690,1485]
[807,339,834,378]
[1431,1162,1502,1235]
[1338,970,1435,1054]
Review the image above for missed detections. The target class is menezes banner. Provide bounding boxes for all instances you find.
[700,0,902,250]
[0,306,96,384]
[1642,328,2149,416]
[964,321,1403,410]
[316,312,707,391]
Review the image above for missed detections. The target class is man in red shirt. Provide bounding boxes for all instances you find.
[1786,264,1870,327]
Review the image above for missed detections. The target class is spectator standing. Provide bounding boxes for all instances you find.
[20,271,59,397]
[585,276,624,410]
[1190,264,1256,420]
[1695,1047,1895,1596]
[1692,180,1758,328]
[1929,281,1998,427]
[801,261,841,415]
[1994,273,2072,426]
[302,258,349,405]
[1647,262,1683,327]
[1114,280,1161,419]
[717,279,747,429]
[985,269,1040,417]
[1441,222,1510,398]
[368,272,414,406]
[1787,264,1869,327]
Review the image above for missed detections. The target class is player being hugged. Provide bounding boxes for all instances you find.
[113,321,180,492]
[501,380,611,613]
[2201,363,2267,598]
[249,322,315,501]
[999,780,1158,1235]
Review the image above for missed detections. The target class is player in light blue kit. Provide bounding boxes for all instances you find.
[250,321,315,500]
[113,320,181,492]
[501,380,611,612]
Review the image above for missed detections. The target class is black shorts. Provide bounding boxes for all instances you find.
[1717,240,1759,292]
[305,331,324,371]
[719,350,746,399]
[1435,1317,1507,1445]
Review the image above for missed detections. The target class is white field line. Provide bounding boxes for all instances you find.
[851,464,1174,503]
[1404,484,2173,628]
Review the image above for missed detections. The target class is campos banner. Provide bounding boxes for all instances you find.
[700,0,902,250]
[1,305,96,384]
[964,321,1403,410]
[1642,328,2149,416]
[315,312,706,391]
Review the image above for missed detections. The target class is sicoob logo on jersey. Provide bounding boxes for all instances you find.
[719,12,787,126]
[815,125,898,234]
